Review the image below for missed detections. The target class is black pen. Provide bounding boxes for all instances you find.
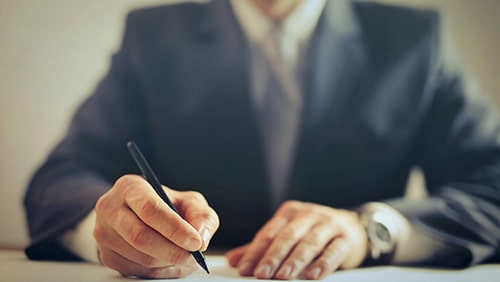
[126,141,210,274]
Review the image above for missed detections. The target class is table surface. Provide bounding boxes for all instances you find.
[1,249,499,282]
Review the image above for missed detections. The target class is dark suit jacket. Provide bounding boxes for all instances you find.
[24,0,500,267]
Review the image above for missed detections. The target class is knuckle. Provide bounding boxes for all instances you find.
[301,233,321,248]
[326,217,338,227]
[92,225,106,242]
[117,175,147,200]
[277,200,303,218]
[289,255,309,269]
[276,226,298,242]
[168,249,189,265]
[98,249,109,266]
[164,220,183,239]
[178,265,197,278]
[282,200,301,211]
[145,267,165,279]
[99,250,118,270]
[139,255,161,268]
[344,209,358,219]
[335,239,350,254]
[315,257,331,270]
[322,240,349,266]
[303,202,317,213]
[146,266,183,279]
[137,199,162,222]
[95,195,111,214]
[128,226,150,249]
[164,267,182,279]
[189,207,220,228]
[261,256,282,268]
[188,209,210,221]
[255,230,276,245]
[114,175,136,191]
[186,191,205,202]
[95,197,105,212]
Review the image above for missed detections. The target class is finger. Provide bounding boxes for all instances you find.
[172,190,220,251]
[94,220,170,268]
[236,201,299,276]
[253,210,320,279]
[305,237,350,280]
[274,222,341,280]
[118,175,202,251]
[236,216,288,276]
[112,203,193,266]
[225,244,249,267]
[99,246,197,279]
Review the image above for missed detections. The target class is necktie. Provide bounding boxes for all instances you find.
[259,25,303,210]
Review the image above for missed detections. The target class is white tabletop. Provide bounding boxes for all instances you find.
[0,249,498,281]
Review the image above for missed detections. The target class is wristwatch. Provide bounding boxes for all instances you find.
[359,203,403,264]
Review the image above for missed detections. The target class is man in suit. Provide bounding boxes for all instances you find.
[24,0,500,280]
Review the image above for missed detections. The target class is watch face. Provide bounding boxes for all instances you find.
[374,222,391,243]
[367,215,395,253]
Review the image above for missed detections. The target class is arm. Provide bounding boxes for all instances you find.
[386,16,500,267]
[24,9,221,278]
[225,12,500,279]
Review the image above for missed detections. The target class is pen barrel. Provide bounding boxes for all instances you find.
[127,141,178,212]
[127,141,209,274]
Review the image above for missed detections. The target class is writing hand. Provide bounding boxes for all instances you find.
[226,201,368,280]
[94,175,219,278]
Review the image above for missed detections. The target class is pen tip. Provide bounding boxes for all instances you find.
[199,259,210,274]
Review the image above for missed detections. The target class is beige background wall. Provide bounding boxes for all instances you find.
[0,0,499,248]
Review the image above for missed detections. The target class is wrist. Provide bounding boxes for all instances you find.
[60,209,100,263]
[358,203,409,265]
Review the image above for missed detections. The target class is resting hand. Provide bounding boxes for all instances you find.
[93,174,219,278]
[225,200,368,280]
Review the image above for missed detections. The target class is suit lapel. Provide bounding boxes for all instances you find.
[289,0,367,199]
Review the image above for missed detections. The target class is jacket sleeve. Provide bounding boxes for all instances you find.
[23,12,145,260]
[386,16,500,268]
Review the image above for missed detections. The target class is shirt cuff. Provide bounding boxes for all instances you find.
[60,209,100,264]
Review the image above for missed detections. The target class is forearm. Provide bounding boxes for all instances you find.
[24,160,111,261]
[386,193,500,267]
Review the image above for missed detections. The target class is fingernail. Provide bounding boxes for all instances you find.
[276,265,292,279]
[184,237,200,251]
[201,228,210,246]
[307,267,322,280]
[255,264,272,278]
